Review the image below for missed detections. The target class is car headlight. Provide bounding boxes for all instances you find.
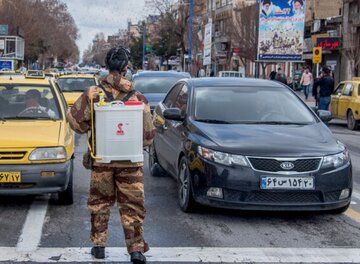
[29,147,67,161]
[322,149,350,168]
[197,146,249,166]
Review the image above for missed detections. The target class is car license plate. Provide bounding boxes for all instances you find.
[260,176,314,190]
[0,172,21,183]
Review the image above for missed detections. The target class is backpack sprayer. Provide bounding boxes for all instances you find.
[87,90,144,163]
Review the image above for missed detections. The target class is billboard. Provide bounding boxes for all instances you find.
[257,0,306,62]
[203,19,212,66]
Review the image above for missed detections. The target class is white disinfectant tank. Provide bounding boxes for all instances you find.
[94,100,144,163]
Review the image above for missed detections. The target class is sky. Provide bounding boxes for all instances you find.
[62,0,147,59]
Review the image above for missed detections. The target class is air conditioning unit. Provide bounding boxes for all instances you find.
[311,20,321,33]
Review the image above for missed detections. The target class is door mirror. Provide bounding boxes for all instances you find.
[163,108,184,121]
[317,110,332,123]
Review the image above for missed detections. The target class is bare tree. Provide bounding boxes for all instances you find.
[231,2,259,76]
[0,0,79,66]
[342,32,360,77]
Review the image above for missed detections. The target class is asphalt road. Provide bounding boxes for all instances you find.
[0,117,360,263]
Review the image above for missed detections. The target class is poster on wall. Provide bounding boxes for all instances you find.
[257,0,306,62]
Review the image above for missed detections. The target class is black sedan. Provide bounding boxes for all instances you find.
[150,77,352,213]
[132,71,190,112]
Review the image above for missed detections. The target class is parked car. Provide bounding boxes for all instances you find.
[132,71,191,112]
[218,71,244,78]
[150,77,352,213]
[0,74,75,204]
[56,74,99,107]
[330,77,360,130]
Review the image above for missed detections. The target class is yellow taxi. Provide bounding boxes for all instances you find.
[330,77,360,130]
[0,72,75,204]
[56,74,99,107]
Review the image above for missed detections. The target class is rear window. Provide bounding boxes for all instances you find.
[0,84,62,120]
[133,76,183,94]
[57,78,96,92]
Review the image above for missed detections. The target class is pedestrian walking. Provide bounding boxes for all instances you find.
[313,66,334,110]
[275,67,288,85]
[300,67,313,100]
[66,46,155,264]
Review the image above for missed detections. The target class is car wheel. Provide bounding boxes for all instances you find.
[58,159,74,205]
[178,156,196,212]
[330,203,350,214]
[347,110,359,130]
[149,143,167,177]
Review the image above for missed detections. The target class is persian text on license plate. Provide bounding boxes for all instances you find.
[0,172,21,183]
[261,176,314,190]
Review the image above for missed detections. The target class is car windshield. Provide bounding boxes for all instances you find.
[133,76,183,94]
[0,85,61,120]
[194,86,316,124]
[57,78,96,92]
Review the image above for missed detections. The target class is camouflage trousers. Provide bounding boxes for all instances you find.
[88,166,149,254]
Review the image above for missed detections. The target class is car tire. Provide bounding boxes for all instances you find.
[330,203,350,214]
[58,159,74,205]
[178,156,196,212]
[149,143,167,177]
[347,110,359,130]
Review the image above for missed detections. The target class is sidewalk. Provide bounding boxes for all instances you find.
[294,90,316,108]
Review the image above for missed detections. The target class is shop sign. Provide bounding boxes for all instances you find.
[0,25,8,35]
[316,37,340,50]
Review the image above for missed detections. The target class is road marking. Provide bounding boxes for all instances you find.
[1,247,360,263]
[16,196,49,252]
[352,190,360,201]
[345,208,360,223]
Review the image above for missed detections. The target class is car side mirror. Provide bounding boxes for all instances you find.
[163,108,184,121]
[317,110,332,123]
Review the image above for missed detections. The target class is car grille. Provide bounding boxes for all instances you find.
[225,189,342,203]
[248,157,321,173]
[0,151,26,160]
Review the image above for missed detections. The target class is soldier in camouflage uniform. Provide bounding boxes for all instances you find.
[67,46,155,264]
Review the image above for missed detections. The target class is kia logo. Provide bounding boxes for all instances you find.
[280,162,294,170]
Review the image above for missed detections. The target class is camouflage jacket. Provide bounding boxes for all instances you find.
[67,73,155,168]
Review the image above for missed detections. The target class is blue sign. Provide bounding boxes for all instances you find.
[0,25,8,35]
[257,0,306,62]
[0,60,13,70]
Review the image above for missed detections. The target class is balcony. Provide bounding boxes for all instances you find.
[215,4,232,20]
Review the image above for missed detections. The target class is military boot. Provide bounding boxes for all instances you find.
[130,251,146,264]
[91,246,105,259]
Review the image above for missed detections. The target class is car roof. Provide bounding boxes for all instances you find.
[58,74,96,79]
[0,78,50,85]
[133,71,191,78]
[183,77,284,88]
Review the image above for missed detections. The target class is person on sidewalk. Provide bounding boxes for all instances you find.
[300,67,313,100]
[313,66,334,110]
[67,46,155,264]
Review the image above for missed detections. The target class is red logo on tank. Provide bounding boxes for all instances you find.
[116,123,124,135]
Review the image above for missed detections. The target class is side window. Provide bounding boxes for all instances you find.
[343,83,353,96]
[163,84,182,108]
[358,84,360,96]
[174,85,189,115]
[334,83,345,95]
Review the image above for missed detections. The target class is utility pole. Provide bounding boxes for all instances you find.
[188,0,193,75]
[142,21,146,70]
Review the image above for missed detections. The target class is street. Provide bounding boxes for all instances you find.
[0,109,360,263]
